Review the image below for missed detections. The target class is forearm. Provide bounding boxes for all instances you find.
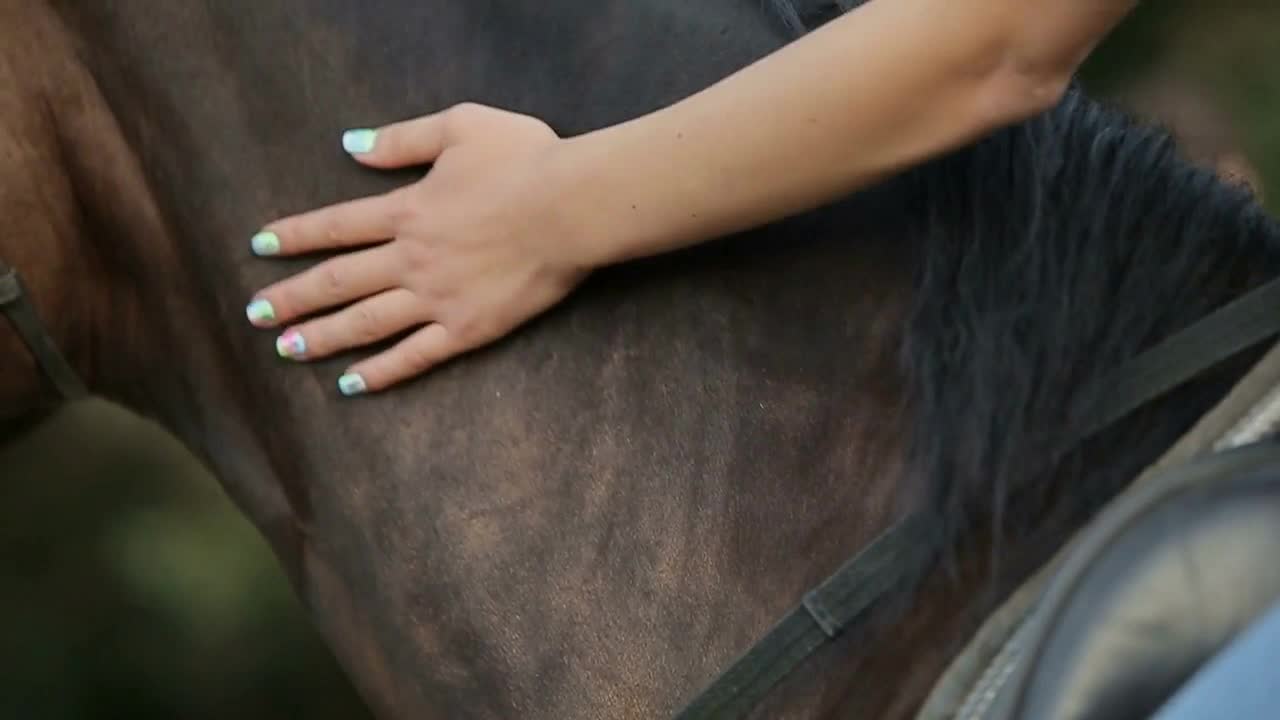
[559,0,1136,266]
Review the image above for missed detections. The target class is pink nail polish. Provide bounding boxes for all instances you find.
[276,330,307,358]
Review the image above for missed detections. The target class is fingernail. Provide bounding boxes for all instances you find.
[246,298,276,325]
[342,129,377,154]
[276,330,307,358]
[337,373,367,397]
[251,231,280,256]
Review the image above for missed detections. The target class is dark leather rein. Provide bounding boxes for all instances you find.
[0,261,87,402]
[673,275,1280,719]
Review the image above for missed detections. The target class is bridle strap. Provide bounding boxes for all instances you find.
[672,275,1280,719]
[0,262,88,401]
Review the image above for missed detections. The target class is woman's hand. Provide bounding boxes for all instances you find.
[245,103,592,396]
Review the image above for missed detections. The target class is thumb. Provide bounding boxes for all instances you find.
[340,112,452,169]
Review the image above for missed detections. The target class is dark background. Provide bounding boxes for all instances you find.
[3,4,1275,718]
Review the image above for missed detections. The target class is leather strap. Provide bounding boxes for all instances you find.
[1071,277,1280,444]
[674,513,933,720]
[0,262,88,401]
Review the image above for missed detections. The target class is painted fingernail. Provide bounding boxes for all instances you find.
[342,129,377,154]
[246,298,276,325]
[251,231,280,256]
[275,330,307,358]
[337,373,367,397]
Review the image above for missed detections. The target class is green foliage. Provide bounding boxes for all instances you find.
[0,402,372,719]
[1083,3,1279,210]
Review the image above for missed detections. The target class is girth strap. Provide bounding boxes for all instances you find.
[0,262,88,401]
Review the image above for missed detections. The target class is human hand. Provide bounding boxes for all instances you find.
[244,104,592,396]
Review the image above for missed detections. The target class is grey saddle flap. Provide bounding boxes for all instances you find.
[964,441,1280,720]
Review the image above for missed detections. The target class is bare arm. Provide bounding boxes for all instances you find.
[250,0,1140,393]
[560,0,1139,265]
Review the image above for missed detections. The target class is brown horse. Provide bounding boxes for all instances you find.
[4,1,1279,718]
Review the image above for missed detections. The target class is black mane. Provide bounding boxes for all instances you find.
[887,84,1280,573]
[768,0,1280,565]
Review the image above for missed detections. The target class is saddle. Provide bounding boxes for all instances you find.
[918,343,1280,720]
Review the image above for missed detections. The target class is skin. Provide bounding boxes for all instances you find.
[246,0,1139,395]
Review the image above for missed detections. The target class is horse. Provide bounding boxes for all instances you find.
[5,0,1279,717]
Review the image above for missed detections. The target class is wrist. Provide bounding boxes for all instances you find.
[542,129,654,271]
[545,112,714,270]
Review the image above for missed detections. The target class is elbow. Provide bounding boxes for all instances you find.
[957,0,1135,129]
[961,13,1093,127]
[976,53,1075,128]
[1009,61,1074,116]
[976,8,1111,125]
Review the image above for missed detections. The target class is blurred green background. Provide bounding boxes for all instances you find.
[2,4,1276,719]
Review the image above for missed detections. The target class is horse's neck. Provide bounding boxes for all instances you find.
[31,23,950,711]
[35,2,1036,717]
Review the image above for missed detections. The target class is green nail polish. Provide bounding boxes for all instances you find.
[246,299,275,324]
[251,231,280,256]
[338,373,367,396]
[342,129,377,154]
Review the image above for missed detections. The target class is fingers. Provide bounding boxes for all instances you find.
[252,192,398,258]
[248,103,525,396]
[340,103,513,170]
[338,323,466,396]
[270,291,476,398]
[247,244,401,327]
[247,110,461,258]
[339,111,451,169]
[272,288,425,361]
